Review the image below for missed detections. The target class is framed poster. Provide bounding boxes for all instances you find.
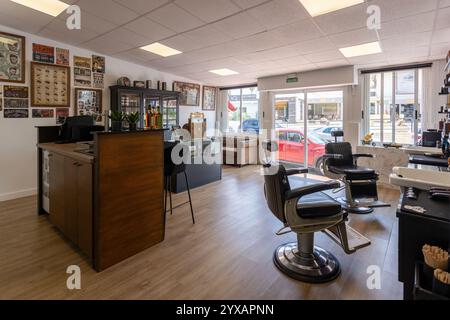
[74,88,103,121]
[93,72,104,88]
[92,55,105,73]
[74,56,91,69]
[74,67,92,87]
[56,108,69,124]
[3,85,29,109]
[55,48,69,66]
[32,108,54,118]
[31,62,70,108]
[4,109,28,118]
[0,31,25,83]
[202,86,216,111]
[173,81,200,106]
[32,43,54,63]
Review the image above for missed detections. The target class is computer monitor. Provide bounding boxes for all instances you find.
[422,131,442,147]
[57,116,103,143]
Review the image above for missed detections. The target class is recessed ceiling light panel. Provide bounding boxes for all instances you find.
[339,41,382,58]
[209,69,239,76]
[10,0,70,17]
[299,0,364,17]
[140,42,182,57]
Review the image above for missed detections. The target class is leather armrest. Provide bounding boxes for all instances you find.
[286,168,309,176]
[322,154,344,159]
[353,153,375,159]
[285,181,340,200]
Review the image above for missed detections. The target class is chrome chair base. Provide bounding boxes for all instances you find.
[273,242,341,283]
[336,197,374,214]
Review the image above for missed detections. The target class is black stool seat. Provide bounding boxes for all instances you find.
[296,192,342,219]
[328,165,376,180]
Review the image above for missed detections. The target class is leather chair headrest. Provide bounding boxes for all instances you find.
[331,130,344,137]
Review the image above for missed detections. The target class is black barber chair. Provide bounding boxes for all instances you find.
[262,140,371,283]
[323,131,388,214]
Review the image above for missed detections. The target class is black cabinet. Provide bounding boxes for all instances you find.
[110,85,180,129]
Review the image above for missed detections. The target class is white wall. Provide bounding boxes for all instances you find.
[0,24,215,201]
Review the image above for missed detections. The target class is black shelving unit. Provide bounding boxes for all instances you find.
[110,85,180,129]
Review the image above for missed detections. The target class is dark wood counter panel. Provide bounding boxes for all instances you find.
[37,127,165,271]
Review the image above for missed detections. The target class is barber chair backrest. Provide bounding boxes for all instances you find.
[263,165,290,224]
[325,142,353,167]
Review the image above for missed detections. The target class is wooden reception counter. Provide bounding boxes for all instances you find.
[37,128,165,271]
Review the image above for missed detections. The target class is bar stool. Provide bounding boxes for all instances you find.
[164,141,195,224]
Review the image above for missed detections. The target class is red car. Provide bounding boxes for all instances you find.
[276,129,326,167]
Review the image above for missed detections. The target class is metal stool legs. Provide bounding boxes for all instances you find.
[164,173,195,224]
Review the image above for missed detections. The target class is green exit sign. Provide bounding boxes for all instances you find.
[286,74,298,83]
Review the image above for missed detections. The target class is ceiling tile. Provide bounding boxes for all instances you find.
[371,0,438,22]
[247,0,309,30]
[271,55,312,67]
[304,50,345,63]
[123,17,175,41]
[77,0,139,24]
[174,0,241,23]
[378,12,435,39]
[116,48,161,62]
[346,52,387,65]
[212,12,266,39]
[328,28,378,48]
[293,37,336,54]
[113,0,170,13]
[0,0,55,31]
[0,11,47,34]
[39,19,99,45]
[81,33,133,55]
[104,28,149,47]
[184,25,233,48]
[432,27,450,44]
[231,0,268,9]
[269,19,323,45]
[313,2,367,35]
[382,32,432,51]
[56,9,118,34]
[435,6,450,30]
[429,43,450,59]
[235,31,284,52]
[440,0,450,7]
[146,3,205,33]
[315,60,350,69]
[162,34,205,52]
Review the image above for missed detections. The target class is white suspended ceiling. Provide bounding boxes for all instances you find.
[0,0,449,86]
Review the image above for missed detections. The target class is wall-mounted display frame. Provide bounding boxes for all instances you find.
[32,43,54,64]
[74,88,103,122]
[56,108,69,124]
[3,85,29,110]
[32,108,54,118]
[31,62,70,108]
[92,55,105,73]
[0,31,26,83]
[202,86,216,111]
[74,67,92,87]
[173,81,200,106]
[55,47,69,66]
[4,109,28,118]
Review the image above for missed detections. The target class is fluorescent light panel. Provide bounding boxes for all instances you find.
[299,0,364,17]
[10,0,70,17]
[209,69,239,76]
[140,42,182,57]
[339,41,382,58]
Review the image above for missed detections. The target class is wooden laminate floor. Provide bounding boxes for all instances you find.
[0,166,402,300]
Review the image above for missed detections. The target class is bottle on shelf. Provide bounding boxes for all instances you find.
[156,106,163,129]
[150,107,156,129]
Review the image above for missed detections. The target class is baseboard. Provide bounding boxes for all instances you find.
[0,188,37,202]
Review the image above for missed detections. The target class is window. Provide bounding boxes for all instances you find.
[288,132,303,143]
[225,87,259,133]
[364,69,423,145]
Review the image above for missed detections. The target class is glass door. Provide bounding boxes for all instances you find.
[119,91,141,129]
[144,95,160,128]
[162,96,178,128]
[274,89,344,171]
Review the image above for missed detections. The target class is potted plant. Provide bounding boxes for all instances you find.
[126,112,140,131]
[109,111,124,132]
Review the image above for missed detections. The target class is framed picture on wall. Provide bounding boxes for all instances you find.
[0,31,26,83]
[202,86,216,111]
[74,88,103,122]
[32,43,54,64]
[173,81,200,106]
[31,62,70,108]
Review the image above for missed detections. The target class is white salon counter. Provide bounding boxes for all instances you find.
[355,145,444,187]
